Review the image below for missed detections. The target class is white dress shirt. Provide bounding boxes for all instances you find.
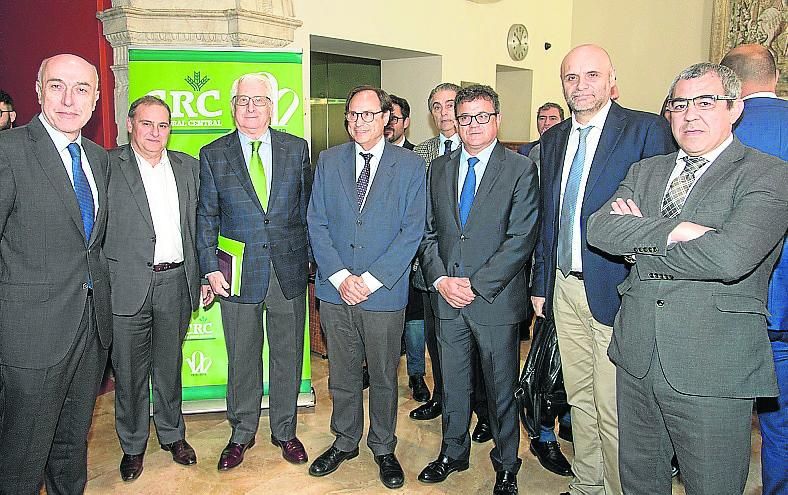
[133,148,184,264]
[328,136,387,296]
[238,128,273,201]
[440,132,461,155]
[38,114,99,215]
[558,100,613,272]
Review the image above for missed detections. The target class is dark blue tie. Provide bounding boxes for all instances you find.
[459,157,479,227]
[68,143,94,243]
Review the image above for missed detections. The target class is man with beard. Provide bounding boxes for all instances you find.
[0,90,15,131]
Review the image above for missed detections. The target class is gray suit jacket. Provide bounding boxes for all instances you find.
[420,142,540,325]
[0,116,112,369]
[413,135,442,165]
[104,145,201,315]
[587,138,787,398]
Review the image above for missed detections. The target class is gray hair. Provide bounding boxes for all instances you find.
[427,82,462,109]
[668,63,741,106]
[230,73,273,100]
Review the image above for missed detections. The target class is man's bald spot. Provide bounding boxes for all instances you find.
[720,44,777,85]
[561,44,614,77]
[37,54,99,87]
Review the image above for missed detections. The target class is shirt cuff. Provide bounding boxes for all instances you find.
[361,272,383,294]
[329,269,351,290]
[433,275,447,290]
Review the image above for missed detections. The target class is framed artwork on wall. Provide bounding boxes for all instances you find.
[711,0,787,96]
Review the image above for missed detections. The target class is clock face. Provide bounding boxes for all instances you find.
[507,24,529,61]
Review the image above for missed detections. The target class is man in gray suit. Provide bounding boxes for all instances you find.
[197,73,312,471]
[105,95,210,481]
[588,62,787,495]
[417,85,540,495]
[0,53,112,494]
[307,85,426,490]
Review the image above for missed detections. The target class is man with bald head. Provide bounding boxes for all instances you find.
[531,44,674,495]
[0,54,112,494]
[722,43,788,495]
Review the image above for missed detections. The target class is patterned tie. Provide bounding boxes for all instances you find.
[68,143,94,243]
[459,157,479,227]
[661,156,708,218]
[357,152,373,210]
[443,139,452,156]
[249,141,269,210]
[557,126,592,276]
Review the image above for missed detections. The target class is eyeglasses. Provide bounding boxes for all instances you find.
[0,110,13,115]
[233,95,271,107]
[457,112,498,126]
[388,115,406,124]
[345,110,384,123]
[665,95,736,113]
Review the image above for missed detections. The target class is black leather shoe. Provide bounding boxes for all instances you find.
[119,453,144,481]
[375,453,404,489]
[217,438,255,470]
[308,446,359,477]
[417,454,469,483]
[530,440,572,477]
[362,366,370,390]
[493,470,518,494]
[558,423,573,443]
[472,421,492,443]
[408,375,431,403]
[161,439,197,466]
[410,399,441,420]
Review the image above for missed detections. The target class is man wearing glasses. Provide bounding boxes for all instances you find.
[0,89,15,131]
[307,85,425,489]
[588,62,787,494]
[418,85,539,495]
[196,72,313,471]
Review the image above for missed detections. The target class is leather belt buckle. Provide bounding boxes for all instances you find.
[152,261,184,272]
[568,271,583,280]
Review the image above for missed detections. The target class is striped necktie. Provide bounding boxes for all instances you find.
[661,155,708,218]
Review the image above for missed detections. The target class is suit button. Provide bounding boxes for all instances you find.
[357,219,362,225]
[454,263,460,268]
[264,219,270,224]
[147,262,153,267]
[656,300,664,307]
[350,244,355,249]
[649,273,655,278]
[263,243,268,248]
[82,282,89,290]
[460,235,466,241]
[150,237,155,242]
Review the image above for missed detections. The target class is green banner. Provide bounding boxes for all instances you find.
[128,47,311,406]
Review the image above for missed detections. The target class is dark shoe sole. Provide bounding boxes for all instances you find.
[308,449,359,477]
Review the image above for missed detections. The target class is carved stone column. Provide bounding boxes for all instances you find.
[97,0,302,144]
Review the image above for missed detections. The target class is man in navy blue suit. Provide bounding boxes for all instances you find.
[722,43,788,495]
[531,44,674,495]
[307,86,425,490]
[197,72,313,471]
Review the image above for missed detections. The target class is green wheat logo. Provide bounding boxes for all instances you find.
[185,71,209,92]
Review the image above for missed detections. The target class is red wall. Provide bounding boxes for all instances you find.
[0,0,116,146]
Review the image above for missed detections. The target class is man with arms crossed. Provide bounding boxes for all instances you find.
[588,62,786,495]
[0,53,112,494]
[197,72,312,470]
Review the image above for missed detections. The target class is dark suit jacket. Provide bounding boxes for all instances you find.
[308,140,426,311]
[0,116,112,368]
[196,129,312,303]
[403,138,415,151]
[587,139,786,397]
[104,145,201,314]
[532,102,675,326]
[420,142,540,325]
[517,140,538,157]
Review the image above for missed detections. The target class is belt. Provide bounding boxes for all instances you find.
[568,271,583,280]
[152,261,184,272]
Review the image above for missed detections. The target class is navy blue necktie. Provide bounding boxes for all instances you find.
[459,157,479,227]
[68,143,94,243]
[357,152,372,210]
[443,139,452,156]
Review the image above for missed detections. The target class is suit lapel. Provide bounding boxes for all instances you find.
[268,129,286,210]
[646,153,678,215]
[118,145,154,231]
[445,150,462,229]
[28,117,88,241]
[466,143,504,227]
[338,142,360,212]
[680,139,744,215]
[84,142,107,247]
[169,151,191,235]
[225,131,264,213]
[549,121,572,229]
[362,142,396,215]
[584,102,625,203]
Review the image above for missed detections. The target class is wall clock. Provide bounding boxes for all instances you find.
[507,23,529,61]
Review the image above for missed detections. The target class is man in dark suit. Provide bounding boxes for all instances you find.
[385,94,415,150]
[0,89,15,131]
[0,53,112,494]
[307,85,425,490]
[417,85,539,495]
[531,44,674,495]
[721,44,788,495]
[197,72,312,470]
[518,102,564,160]
[105,95,209,481]
[588,62,787,495]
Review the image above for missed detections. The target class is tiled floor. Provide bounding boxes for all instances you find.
[82,341,765,494]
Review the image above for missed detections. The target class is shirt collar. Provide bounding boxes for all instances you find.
[743,91,778,100]
[132,145,169,168]
[461,139,498,165]
[355,135,386,159]
[676,134,733,165]
[571,99,612,132]
[439,132,461,147]
[238,128,271,148]
[38,113,82,152]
